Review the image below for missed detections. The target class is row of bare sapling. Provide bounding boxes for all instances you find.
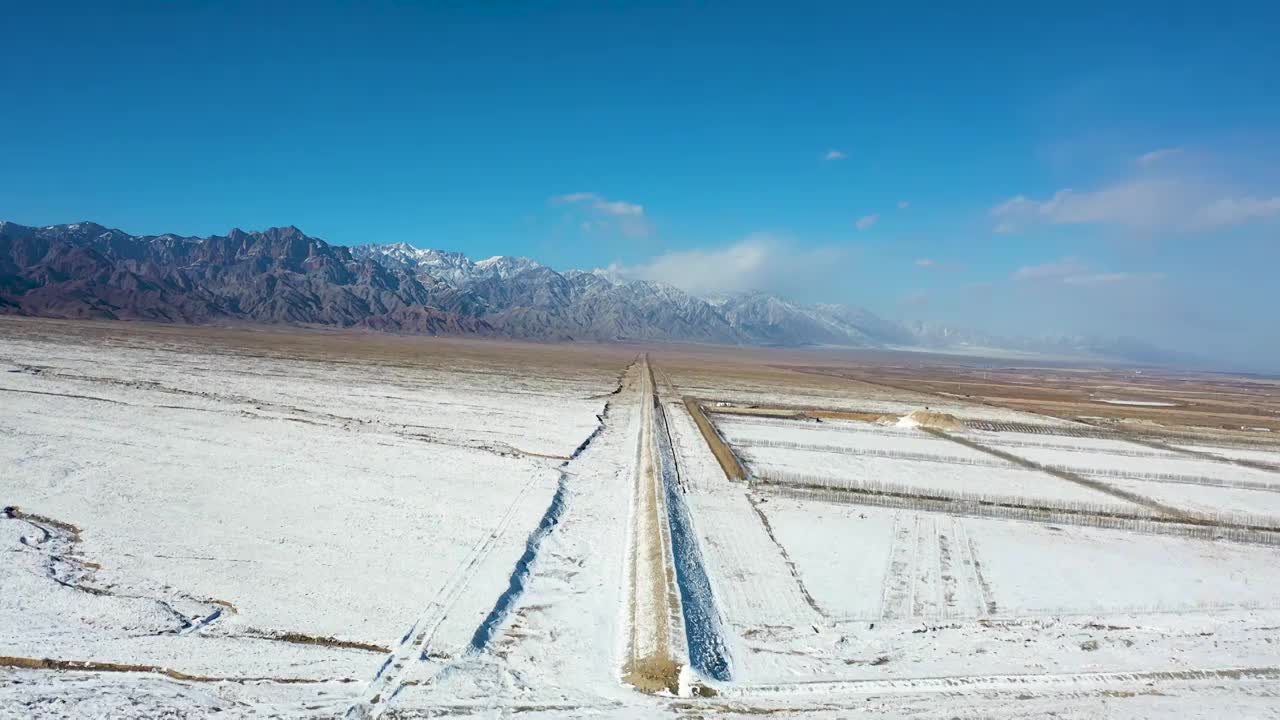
[973,436,1187,458]
[711,413,915,435]
[748,468,1280,546]
[962,420,1119,438]
[826,596,1280,624]
[741,441,1280,493]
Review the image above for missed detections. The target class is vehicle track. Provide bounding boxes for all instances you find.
[345,472,543,719]
[879,514,915,620]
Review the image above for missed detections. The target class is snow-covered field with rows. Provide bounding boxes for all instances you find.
[5,318,1280,718]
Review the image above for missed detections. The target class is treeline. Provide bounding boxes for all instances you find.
[750,472,1280,547]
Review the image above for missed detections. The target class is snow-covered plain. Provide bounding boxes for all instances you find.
[1177,443,1280,467]
[0,321,631,717]
[5,319,1280,718]
[740,444,1134,507]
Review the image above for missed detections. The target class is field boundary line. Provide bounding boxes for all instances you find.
[717,666,1280,698]
[0,655,354,685]
[923,428,1192,519]
[751,481,1280,547]
[745,495,829,622]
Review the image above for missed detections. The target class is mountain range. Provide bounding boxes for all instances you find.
[0,220,1181,364]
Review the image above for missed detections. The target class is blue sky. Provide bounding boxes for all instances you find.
[3,2,1279,367]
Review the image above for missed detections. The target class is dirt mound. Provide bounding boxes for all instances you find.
[896,409,963,431]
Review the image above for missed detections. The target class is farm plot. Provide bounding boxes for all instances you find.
[1102,478,1280,520]
[0,326,614,703]
[0,328,617,459]
[1175,444,1280,468]
[967,430,1189,457]
[730,500,1280,682]
[653,396,828,683]
[754,498,898,620]
[741,445,1136,509]
[995,444,1280,490]
[965,515,1280,614]
[717,416,997,463]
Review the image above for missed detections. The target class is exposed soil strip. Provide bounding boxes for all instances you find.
[0,655,354,684]
[923,428,1192,519]
[4,506,234,633]
[683,397,747,482]
[4,506,83,541]
[622,358,683,694]
[243,630,390,654]
[1120,433,1280,475]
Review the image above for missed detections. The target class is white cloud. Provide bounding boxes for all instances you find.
[991,178,1280,233]
[1198,195,1280,226]
[855,214,879,230]
[914,258,935,268]
[1136,147,1183,166]
[1012,258,1164,286]
[1012,257,1088,281]
[553,192,644,217]
[897,200,910,209]
[553,191,651,237]
[611,234,848,297]
[824,149,846,161]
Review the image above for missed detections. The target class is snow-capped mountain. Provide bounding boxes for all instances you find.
[0,221,1183,365]
[350,243,543,286]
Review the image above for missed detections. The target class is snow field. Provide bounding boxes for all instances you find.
[965,515,1280,614]
[0,332,617,704]
[1007,445,1280,490]
[741,445,1132,508]
[0,334,615,458]
[664,400,734,494]
[666,365,1079,427]
[757,499,897,620]
[965,430,1186,457]
[394,364,649,711]
[1176,444,1280,467]
[1,388,559,643]
[1102,478,1280,521]
[718,417,998,463]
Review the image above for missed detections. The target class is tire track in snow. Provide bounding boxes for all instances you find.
[949,516,988,618]
[879,513,915,621]
[344,473,543,719]
[351,364,628,713]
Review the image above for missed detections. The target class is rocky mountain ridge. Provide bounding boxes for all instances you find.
[0,220,1178,363]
